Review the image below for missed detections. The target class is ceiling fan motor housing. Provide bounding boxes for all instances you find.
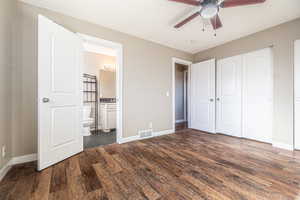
[200,0,220,19]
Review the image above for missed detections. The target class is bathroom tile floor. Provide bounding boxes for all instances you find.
[84,130,116,149]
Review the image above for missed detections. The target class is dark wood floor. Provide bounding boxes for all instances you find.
[1,130,300,200]
[175,122,188,131]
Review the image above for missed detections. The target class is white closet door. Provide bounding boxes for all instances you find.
[242,48,273,143]
[190,59,216,133]
[216,56,242,137]
[295,40,300,149]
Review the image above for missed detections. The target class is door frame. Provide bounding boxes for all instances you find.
[172,57,192,131]
[78,33,123,144]
[294,40,300,150]
[183,70,188,122]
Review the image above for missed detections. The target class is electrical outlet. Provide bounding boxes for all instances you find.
[166,91,170,97]
[2,146,6,158]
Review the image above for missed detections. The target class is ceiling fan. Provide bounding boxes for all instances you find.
[170,0,266,30]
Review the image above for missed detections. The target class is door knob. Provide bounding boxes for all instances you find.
[42,98,50,103]
[216,98,220,101]
[210,98,214,102]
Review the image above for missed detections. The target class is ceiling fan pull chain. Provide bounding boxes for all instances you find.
[214,17,217,36]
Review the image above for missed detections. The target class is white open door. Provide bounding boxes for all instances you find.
[38,15,83,170]
[216,55,242,137]
[190,59,216,133]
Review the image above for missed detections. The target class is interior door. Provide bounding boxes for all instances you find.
[216,55,242,137]
[38,15,83,170]
[295,40,300,149]
[242,48,273,143]
[190,59,216,133]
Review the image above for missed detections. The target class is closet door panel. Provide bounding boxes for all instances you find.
[242,48,273,143]
[216,56,242,137]
[190,59,216,133]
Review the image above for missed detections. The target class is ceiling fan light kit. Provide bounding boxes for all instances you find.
[200,3,219,19]
[170,0,267,32]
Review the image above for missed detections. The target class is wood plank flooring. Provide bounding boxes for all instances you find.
[1,129,300,200]
[175,122,187,131]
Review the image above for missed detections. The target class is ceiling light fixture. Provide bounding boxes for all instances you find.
[200,3,219,19]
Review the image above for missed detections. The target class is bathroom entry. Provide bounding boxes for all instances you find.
[82,45,118,149]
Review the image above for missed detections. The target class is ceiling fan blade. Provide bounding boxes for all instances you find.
[169,0,202,6]
[174,12,200,28]
[221,0,266,8]
[210,14,222,30]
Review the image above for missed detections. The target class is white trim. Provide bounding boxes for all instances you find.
[176,119,186,123]
[0,153,38,182]
[294,40,300,150]
[77,33,123,145]
[272,142,294,151]
[119,135,140,144]
[83,43,117,57]
[0,161,12,182]
[119,129,175,144]
[172,57,192,131]
[183,70,188,122]
[10,154,37,165]
[154,129,174,136]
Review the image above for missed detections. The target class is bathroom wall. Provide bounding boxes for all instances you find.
[84,51,116,98]
[99,70,116,98]
[0,0,15,170]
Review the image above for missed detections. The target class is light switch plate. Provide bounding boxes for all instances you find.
[2,146,6,158]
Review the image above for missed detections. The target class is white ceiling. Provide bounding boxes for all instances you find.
[20,0,300,53]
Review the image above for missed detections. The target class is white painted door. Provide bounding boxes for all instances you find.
[242,48,273,143]
[295,40,300,149]
[216,56,242,137]
[190,59,216,133]
[38,15,83,170]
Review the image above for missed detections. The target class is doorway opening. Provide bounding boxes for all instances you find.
[79,34,123,149]
[172,58,192,131]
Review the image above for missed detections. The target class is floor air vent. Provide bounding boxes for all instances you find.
[139,129,153,138]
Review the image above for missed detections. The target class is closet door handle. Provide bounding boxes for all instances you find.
[209,98,214,102]
[216,98,220,101]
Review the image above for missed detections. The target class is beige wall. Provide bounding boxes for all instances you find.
[12,2,193,157]
[0,0,15,169]
[194,18,300,146]
[175,64,187,121]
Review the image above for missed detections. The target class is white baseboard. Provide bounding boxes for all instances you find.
[118,135,140,144]
[119,129,174,144]
[154,129,174,136]
[176,119,186,123]
[272,142,294,151]
[0,153,37,182]
[0,161,12,182]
